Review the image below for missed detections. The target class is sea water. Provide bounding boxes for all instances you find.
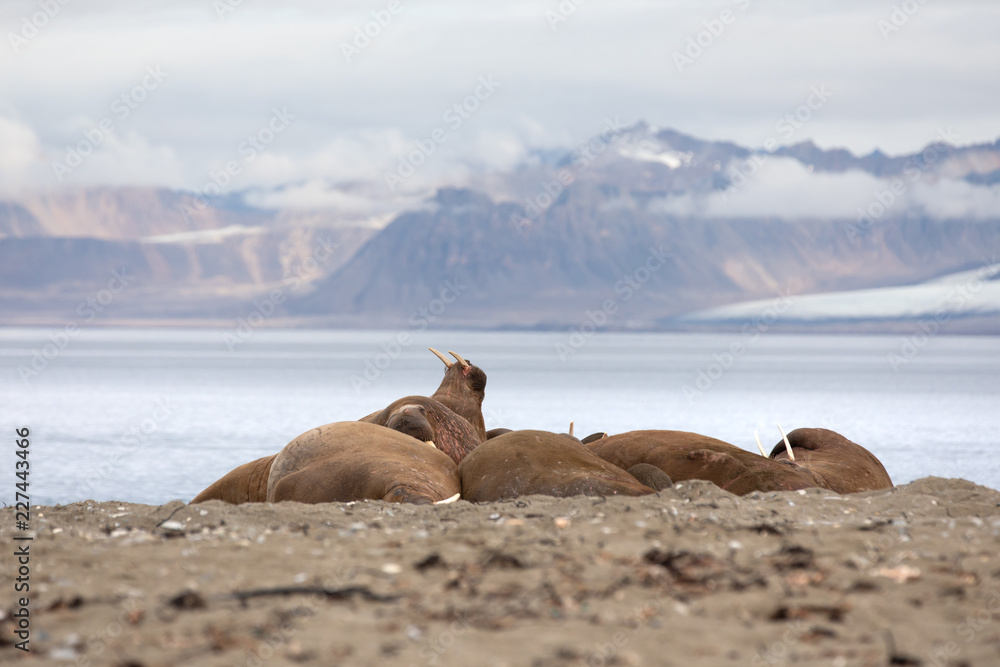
[2,327,998,505]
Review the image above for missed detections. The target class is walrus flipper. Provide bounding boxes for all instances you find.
[627,463,673,491]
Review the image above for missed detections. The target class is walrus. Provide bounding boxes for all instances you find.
[359,348,486,464]
[190,454,276,504]
[192,404,446,505]
[587,430,820,495]
[768,427,893,493]
[459,430,659,502]
[426,348,488,440]
[267,421,461,504]
[363,396,481,465]
[385,403,436,444]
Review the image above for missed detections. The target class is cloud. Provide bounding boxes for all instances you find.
[3,1,999,197]
[649,157,885,219]
[244,179,420,217]
[0,115,44,196]
[909,178,1000,220]
[647,156,1000,221]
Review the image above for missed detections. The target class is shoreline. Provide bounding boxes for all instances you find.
[3,476,999,665]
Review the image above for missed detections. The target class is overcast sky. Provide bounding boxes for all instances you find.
[2,0,999,199]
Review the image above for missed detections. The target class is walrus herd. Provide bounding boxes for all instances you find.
[191,348,893,506]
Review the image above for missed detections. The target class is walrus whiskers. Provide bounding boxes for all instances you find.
[434,492,461,505]
[447,350,471,370]
[777,423,795,461]
[428,347,453,368]
[754,430,767,457]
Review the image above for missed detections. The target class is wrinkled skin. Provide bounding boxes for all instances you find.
[266,421,460,505]
[191,454,275,504]
[363,397,481,465]
[459,430,657,502]
[385,404,436,445]
[769,427,893,493]
[429,357,487,441]
[588,430,820,495]
[194,350,487,505]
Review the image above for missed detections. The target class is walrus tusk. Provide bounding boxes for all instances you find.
[447,350,470,370]
[428,347,453,368]
[568,421,574,437]
[423,440,437,450]
[434,493,461,505]
[754,430,767,457]
[776,423,795,461]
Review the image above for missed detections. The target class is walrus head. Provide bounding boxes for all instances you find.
[428,348,487,439]
[766,426,893,494]
[386,404,437,449]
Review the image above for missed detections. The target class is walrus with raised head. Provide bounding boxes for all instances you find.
[426,348,488,440]
[267,421,461,504]
[363,396,481,465]
[459,430,660,502]
[192,348,484,504]
[587,430,820,495]
[360,349,486,465]
[767,427,893,493]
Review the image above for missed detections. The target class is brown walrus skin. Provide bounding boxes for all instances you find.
[360,349,488,440]
[362,397,482,465]
[191,454,276,504]
[266,421,460,505]
[427,350,488,441]
[587,430,820,495]
[459,430,658,502]
[385,403,436,444]
[769,427,893,494]
[192,404,444,505]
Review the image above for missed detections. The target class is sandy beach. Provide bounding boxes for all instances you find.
[2,477,999,666]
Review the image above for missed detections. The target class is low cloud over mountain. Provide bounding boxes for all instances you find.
[3,123,999,332]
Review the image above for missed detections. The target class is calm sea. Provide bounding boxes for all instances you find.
[2,327,998,506]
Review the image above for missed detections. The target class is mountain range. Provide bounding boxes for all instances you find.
[2,123,999,332]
